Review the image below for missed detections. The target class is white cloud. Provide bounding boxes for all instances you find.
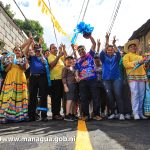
[18,1,29,7]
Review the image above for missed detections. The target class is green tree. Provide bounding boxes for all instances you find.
[0,1,47,50]
[14,19,47,50]
[0,1,15,18]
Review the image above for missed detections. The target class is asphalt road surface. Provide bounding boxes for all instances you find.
[0,119,150,150]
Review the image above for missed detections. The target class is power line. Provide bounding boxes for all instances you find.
[13,0,27,21]
[108,0,122,33]
[69,0,89,55]
[47,0,58,48]
[73,0,90,44]
[107,0,118,32]
[81,0,90,21]
[13,0,38,37]
[77,0,86,24]
[73,0,89,42]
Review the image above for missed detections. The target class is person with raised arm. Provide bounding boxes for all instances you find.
[100,33,125,120]
[0,40,30,124]
[74,34,102,121]
[94,39,108,118]
[25,36,50,122]
[48,43,66,120]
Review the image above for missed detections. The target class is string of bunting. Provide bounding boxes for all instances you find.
[38,0,70,39]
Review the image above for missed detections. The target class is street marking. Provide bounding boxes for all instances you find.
[75,120,93,150]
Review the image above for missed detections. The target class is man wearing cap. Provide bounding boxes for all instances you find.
[25,38,49,122]
[123,39,147,120]
[74,34,102,121]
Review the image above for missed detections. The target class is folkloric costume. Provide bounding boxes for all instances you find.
[0,52,28,123]
[123,39,147,118]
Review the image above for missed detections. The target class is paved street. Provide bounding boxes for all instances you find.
[0,119,150,150]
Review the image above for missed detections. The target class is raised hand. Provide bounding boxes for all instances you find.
[71,44,76,51]
[112,36,116,45]
[105,32,110,50]
[97,39,101,53]
[58,51,64,57]
[61,43,66,51]
[97,39,101,48]
[29,32,32,38]
[105,32,110,40]
[83,33,91,39]
[39,37,43,45]
[58,44,63,53]
[61,43,67,57]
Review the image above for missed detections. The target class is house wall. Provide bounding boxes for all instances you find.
[138,31,150,53]
[145,31,150,52]
[0,5,27,51]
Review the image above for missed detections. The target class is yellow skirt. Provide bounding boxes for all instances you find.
[0,64,28,123]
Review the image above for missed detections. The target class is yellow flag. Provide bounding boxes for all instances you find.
[38,0,42,7]
[41,4,45,13]
[38,0,71,40]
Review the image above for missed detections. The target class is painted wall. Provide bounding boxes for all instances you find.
[0,5,27,51]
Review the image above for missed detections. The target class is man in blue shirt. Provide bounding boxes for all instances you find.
[25,38,49,122]
[74,35,102,121]
[100,33,124,120]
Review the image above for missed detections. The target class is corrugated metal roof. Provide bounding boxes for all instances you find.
[129,19,150,40]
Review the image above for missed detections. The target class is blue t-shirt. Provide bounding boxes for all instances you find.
[100,50,121,80]
[29,56,46,74]
[75,50,97,80]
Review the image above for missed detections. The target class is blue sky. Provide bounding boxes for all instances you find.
[2,0,150,53]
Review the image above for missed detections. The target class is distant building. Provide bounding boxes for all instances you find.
[0,4,27,51]
[129,19,150,53]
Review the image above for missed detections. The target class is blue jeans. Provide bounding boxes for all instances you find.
[79,79,100,116]
[103,79,124,114]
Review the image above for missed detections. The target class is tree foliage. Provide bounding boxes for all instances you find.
[14,19,43,40]
[0,1,47,50]
[0,1,15,18]
[14,19,47,50]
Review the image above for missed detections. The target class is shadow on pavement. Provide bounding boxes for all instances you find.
[0,119,77,150]
[0,120,77,136]
[86,119,150,150]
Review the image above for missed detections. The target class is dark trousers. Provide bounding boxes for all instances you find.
[79,79,100,116]
[51,79,63,116]
[123,80,132,114]
[28,74,48,119]
[103,79,124,114]
[98,86,107,113]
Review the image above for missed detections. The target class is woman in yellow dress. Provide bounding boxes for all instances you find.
[0,47,28,123]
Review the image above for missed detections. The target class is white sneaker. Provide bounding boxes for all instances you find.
[139,114,148,120]
[108,114,115,120]
[114,114,119,119]
[119,114,125,120]
[134,114,140,120]
[125,114,131,120]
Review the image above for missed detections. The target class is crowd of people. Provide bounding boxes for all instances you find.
[0,32,149,124]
